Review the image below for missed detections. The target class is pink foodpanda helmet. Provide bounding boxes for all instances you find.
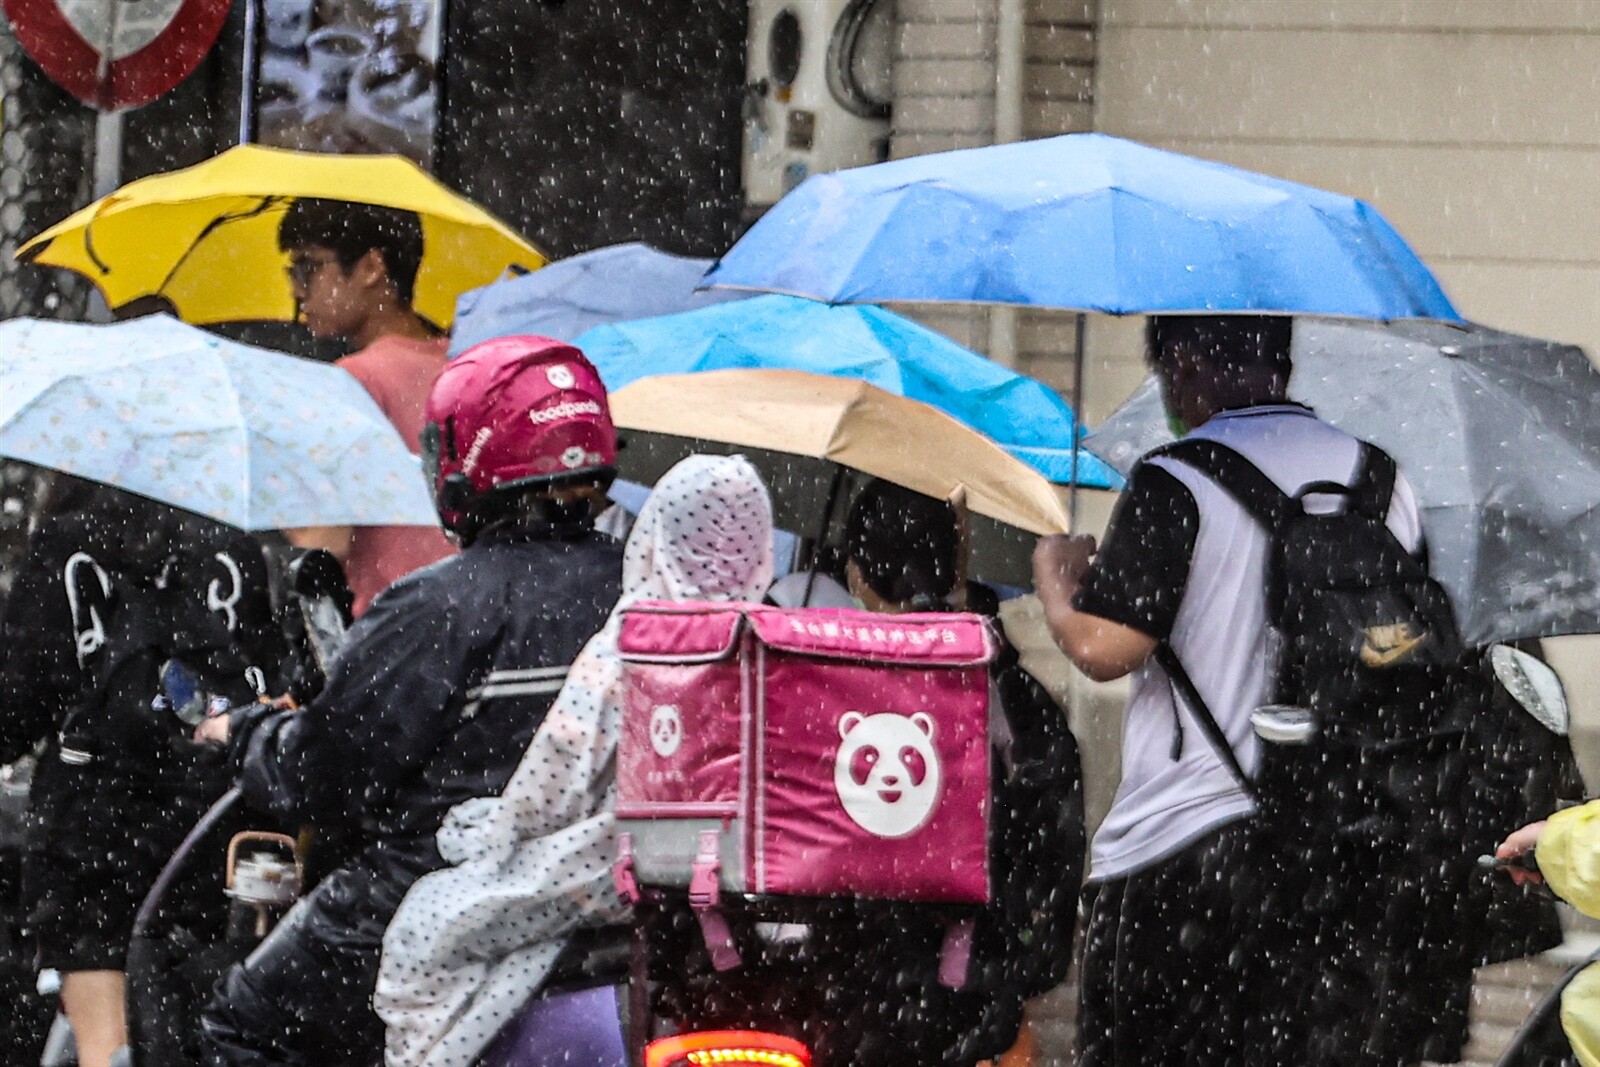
[421,335,617,540]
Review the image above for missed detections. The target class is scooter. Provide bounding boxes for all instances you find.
[1489,903,1593,1067]
[1484,643,1582,1067]
[625,885,998,1067]
[119,541,638,1067]
[116,546,351,1067]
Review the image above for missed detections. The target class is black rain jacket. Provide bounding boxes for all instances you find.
[226,522,624,876]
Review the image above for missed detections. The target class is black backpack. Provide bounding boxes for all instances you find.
[1149,438,1468,850]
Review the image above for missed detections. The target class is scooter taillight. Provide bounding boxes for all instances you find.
[644,1029,812,1067]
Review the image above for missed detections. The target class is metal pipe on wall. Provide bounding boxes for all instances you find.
[987,0,1026,368]
[238,0,261,144]
[92,113,123,199]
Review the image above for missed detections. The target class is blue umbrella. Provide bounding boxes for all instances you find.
[573,293,1119,489]
[0,316,437,531]
[448,242,749,356]
[703,133,1459,320]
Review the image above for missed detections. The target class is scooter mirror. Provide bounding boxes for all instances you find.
[1490,644,1571,737]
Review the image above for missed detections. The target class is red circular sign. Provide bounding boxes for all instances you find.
[3,0,230,111]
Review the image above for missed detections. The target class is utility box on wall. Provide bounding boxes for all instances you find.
[742,0,892,212]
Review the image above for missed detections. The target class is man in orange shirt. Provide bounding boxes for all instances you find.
[278,198,456,614]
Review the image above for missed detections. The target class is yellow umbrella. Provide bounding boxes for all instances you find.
[17,145,545,328]
[610,369,1071,585]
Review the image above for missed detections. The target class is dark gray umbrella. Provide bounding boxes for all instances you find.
[1086,318,1600,645]
[447,242,749,356]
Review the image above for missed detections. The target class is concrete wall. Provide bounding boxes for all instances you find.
[1097,0,1600,358]
[891,0,1098,386]
[1092,0,1600,772]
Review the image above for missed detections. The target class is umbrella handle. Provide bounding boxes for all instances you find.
[802,466,848,606]
[948,485,971,611]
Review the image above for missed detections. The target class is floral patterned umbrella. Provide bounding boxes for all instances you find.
[0,315,437,530]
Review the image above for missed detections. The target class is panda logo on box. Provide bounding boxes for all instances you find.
[649,705,683,758]
[833,711,942,838]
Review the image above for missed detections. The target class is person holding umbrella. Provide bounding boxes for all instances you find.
[17,146,549,614]
[1030,315,1429,1067]
[277,197,456,616]
[0,314,450,1065]
[842,478,1084,1067]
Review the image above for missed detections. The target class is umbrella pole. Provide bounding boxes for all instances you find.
[802,466,847,606]
[1068,311,1087,529]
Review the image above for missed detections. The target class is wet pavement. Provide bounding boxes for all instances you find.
[1020,948,1578,1066]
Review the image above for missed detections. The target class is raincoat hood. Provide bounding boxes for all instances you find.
[621,453,774,605]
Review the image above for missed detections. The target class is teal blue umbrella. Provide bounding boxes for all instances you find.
[573,294,1119,489]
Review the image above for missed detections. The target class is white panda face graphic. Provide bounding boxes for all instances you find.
[649,704,683,758]
[833,711,941,839]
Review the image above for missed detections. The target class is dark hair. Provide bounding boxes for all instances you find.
[278,198,425,307]
[843,479,958,608]
[41,477,194,578]
[1145,315,1294,382]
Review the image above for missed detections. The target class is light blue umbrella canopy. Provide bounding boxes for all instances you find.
[573,293,1120,488]
[704,133,1460,320]
[0,315,437,531]
[448,241,749,356]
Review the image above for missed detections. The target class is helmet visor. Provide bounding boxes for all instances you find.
[420,421,444,493]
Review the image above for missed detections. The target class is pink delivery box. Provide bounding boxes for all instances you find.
[616,601,995,905]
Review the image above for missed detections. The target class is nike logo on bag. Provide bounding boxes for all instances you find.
[1359,623,1428,668]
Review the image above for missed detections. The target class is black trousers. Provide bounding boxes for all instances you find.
[200,855,412,1067]
[1078,821,1294,1067]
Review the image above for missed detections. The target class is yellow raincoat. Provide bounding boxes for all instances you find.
[1537,802,1600,1066]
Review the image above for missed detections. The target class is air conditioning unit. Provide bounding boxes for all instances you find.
[742,0,893,213]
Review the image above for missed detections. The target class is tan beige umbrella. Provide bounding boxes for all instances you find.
[609,369,1070,586]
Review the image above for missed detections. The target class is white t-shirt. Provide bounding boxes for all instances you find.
[1074,405,1422,881]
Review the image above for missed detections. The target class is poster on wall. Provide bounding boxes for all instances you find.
[256,0,440,167]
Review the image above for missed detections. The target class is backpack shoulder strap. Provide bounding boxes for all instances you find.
[1152,642,1259,801]
[1147,438,1293,534]
[1349,443,1397,519]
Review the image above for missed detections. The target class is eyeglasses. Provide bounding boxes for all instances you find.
[285,253,338,289]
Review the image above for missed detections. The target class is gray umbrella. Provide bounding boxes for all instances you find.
[1086,318,1600,645]
[447,242,749,356]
